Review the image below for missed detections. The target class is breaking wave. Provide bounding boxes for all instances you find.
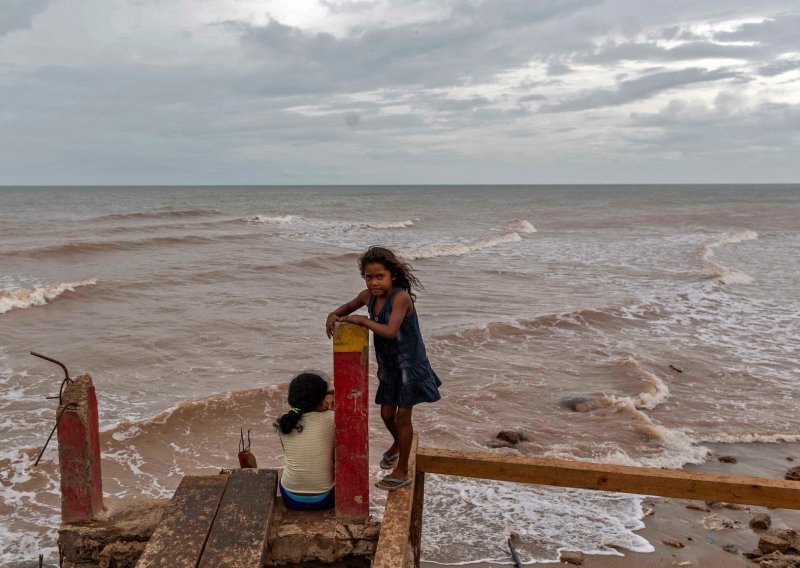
[700,230,758,284]
[244,215,299,224]
[365,219,415,229]
[0,280,97,314]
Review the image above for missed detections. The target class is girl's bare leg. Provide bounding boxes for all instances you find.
[389,407,413,479]
[380,404,399,455]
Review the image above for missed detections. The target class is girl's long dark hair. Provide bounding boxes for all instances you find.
[276,372,329,434]
[359,246,423,300]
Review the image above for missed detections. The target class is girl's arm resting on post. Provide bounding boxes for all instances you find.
[343,291,411,340]
[326,290,369,338]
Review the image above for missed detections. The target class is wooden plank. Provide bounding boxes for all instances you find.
[198,469,278,568]
[373,434,418,568]
[409,471,425,568]
[136,475,228,568]
[417,448,800,509]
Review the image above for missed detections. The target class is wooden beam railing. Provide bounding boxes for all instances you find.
[374,445,800,567]
[373,434,419,568]
[416,448,800,509]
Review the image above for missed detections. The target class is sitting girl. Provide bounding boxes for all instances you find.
[275,372,335,510]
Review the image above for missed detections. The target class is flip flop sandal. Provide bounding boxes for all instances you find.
[379,451,400,469]
[375,476,412,491]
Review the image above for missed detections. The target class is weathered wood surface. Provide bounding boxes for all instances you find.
[135,475,228,568]
[373,434,418,568]
[417,448,800,509]
[198,469,277,568]
[409,471,425,567]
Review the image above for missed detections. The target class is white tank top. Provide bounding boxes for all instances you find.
[278,411,335,494]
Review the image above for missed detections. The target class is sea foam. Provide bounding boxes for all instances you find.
[365,219,416,229]
[0,280,97,314]
[402,220,535,260]
[700,229,758,284]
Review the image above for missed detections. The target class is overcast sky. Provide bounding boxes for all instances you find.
[1,0,799,184]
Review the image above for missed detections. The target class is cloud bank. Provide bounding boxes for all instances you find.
[0,0,798,184]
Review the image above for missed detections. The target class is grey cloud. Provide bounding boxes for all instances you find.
[759,59,800,76]
[237,0,599,94]
[629,98,800,154]
[0,0,52,37]
[542,67,743,113]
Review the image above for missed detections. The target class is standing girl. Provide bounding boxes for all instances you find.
[326,246,441,491]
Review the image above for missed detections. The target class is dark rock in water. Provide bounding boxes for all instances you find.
[786,466,800,481]
[769,528,799,550]
[496,430,528,445]
[718,455,738,464]
[559,551,585,565]
[669,364,683,373]
[787,457,795,462]
[758,533,791,554]
[750,513,772,530]
[722,544,739,554]
[559,395,595,412]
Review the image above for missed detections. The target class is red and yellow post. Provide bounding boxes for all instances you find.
[333,322,369,520]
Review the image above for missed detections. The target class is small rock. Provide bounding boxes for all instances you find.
[705,500,722,508]
[722,544,739,554]
[723,503,750,511]
[669,364,683,373]
[686,504,711,512]
[559,395,596,412]
[663,539,685,548]
[786,466,800,481]
[750,513,772,530]
[758,534,791,554]
[496,430,528,445]
[769,528,798,549]
[756,551,800,568]
[559,551,584,565]
[642,505,655,517]
[787,457,795,462]
[718,455,738,464]
[486,439,513,449]
[744,551,763,560]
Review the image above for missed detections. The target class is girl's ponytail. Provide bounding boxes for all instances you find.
[275,373,329,434]
[277,406,304,434]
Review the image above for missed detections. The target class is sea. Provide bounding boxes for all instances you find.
[1,185,798,565]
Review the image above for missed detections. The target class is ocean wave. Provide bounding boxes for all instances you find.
[698,432,800,444]
[433,307,626,349]
[403,231,522,260]
[700,229,758,285]
[5,234,253,258]
[365,219,416,229]
[400,219,536,260]
[0,280,96,314]
[244,215,299,224]
[92,209,222,222]
[508,219,537,233]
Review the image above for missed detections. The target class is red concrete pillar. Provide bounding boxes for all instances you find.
[57,374,103,522]
[333,322,369,520]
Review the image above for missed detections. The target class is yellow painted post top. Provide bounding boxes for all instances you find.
[333,322,369,353]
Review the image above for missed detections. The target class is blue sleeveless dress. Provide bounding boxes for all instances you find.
[368,289,442,408]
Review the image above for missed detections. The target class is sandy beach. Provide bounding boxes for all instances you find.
[423,442,800,567]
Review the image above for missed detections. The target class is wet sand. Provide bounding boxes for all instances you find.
[423,441,800,567]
